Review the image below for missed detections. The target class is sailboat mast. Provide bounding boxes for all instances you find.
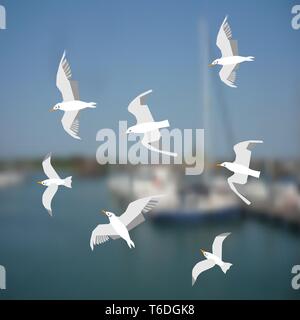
[200,19,212,184]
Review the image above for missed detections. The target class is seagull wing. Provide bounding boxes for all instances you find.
[0,265,5,290]
[233,140,263,168]
[61,110,81,140]
[216,16,239,58]
[212,232,231,260]
[56,51,80,101]
[128,90,155,124]
[42,153,60,179]
[219,64,238,88]
[228,175,251,205]
[42,185,58,216]
[90,224,120,250]
[120,195,163,231]
[192,259,215,286]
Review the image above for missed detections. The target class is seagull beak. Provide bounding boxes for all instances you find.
[49,108,55,112]
[200,249,205,255]
[37,181,43,185]
[208,64,214,67]
[101,210,106,215]
[216,164,222,167]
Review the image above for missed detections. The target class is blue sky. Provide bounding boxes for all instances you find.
[0,0,299,159]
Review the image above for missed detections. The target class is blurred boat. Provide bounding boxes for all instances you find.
[153,175,241,222]
[108,166,180,210]
[108,165,241,222]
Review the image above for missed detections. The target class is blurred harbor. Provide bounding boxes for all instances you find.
[109,163,300,227]
[0,0,300,300]
[0,162,300,299]
[1,159,300,227]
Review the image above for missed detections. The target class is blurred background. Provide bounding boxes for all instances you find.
[0,0,300,299]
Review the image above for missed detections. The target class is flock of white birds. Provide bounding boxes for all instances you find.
[35,16,263,287]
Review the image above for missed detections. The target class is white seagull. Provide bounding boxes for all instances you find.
[209,16,254,88]
[127,90,177,157]
[192,233,232,286]
[217,140,263,205]
[37,153,72,216]
[50,51,96,140]
[90,195,164,250]
[0,265,5,290]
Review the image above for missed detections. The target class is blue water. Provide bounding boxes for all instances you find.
[0,175,300,299]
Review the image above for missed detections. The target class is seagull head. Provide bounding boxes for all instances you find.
[216,162,228,168]
[200,249,209,258]
[208,59,219,67]
[126,126,135,134]
[37,180,47,186]
[101,210,114,218]
[50,104,61,112]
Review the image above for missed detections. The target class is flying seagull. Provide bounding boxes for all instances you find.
[209,16,254,88]
[37,153,72,216]
[126,90,177,157]
[0,265,5,290]
[50,51,96,140]
[217,140,263,205]
[90,195,164,250]
[192,233,232,286]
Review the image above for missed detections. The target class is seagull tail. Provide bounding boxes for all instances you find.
[245,56,255,61]
[249,169,260,178]
[158,120,170,128]
[221,262,233,274]
[64,176,72,188]
[87,102,97,108]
